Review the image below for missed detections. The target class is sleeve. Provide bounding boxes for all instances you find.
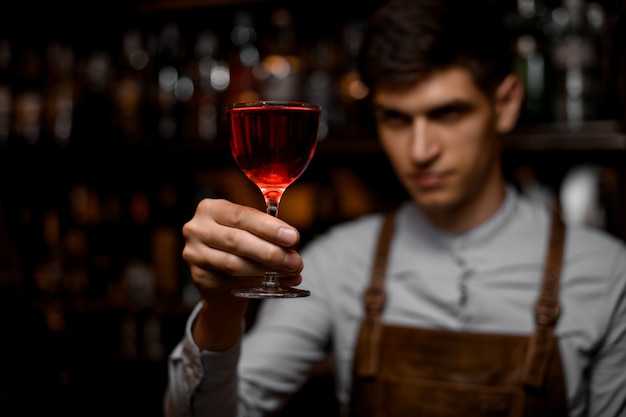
[164,302,241,417]
[588,244,626,416]
[164,254,335,417]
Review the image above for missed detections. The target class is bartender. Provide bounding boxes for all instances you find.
[164,0,626,416]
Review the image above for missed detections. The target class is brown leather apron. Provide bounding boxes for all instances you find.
[348,208,570,417]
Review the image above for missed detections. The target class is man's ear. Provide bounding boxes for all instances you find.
[494,74,524,134]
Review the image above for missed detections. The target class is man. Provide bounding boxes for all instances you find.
[164,0,626,416]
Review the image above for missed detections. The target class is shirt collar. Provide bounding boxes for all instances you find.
[398,185,520,250]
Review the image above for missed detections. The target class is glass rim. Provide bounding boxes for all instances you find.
[226,100,321,110]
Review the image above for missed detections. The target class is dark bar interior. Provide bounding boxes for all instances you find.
[1,0,625,416]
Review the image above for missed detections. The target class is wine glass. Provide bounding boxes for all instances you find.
[227,100,322,298]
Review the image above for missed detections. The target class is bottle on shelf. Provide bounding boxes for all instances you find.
[71,48,116,148]
[337,18,370,137]
[508,0,552,124]
[11,45,44,148]
[549,0,607,128]
[154,22,192,143]
[303,36,341,140]
[255,8,302,102]
[224,11,261,105]
[42,41,76,148]
[0,38,12,146]
[112,28,153,145]
[182,29,223,143]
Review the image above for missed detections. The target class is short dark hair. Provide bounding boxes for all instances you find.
[357,0,512,97]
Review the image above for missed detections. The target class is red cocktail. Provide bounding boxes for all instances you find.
[227,100,321,298]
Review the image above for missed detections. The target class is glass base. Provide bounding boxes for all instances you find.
[231,286,311,299]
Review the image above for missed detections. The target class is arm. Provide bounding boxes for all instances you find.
[588,245,626,416]
[164,198,305,417]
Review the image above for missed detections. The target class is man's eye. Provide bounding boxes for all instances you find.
[377,110,411,127]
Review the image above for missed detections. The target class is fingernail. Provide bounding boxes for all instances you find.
[278,227,298,245]
[284,251,302,271]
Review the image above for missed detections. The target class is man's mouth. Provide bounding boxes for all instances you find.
[413,172,447,189]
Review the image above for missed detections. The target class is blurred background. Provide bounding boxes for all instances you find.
[0,0,625,416]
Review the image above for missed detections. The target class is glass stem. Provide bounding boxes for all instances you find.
[266,201,279,217]
[264,196,281,288]
[263,189,282,218]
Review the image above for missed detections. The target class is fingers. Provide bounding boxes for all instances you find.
[182,236,301,279]
[183,199,302,272]
[202,199,300,247]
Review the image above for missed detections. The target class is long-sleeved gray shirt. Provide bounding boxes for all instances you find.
[165,187,626,417]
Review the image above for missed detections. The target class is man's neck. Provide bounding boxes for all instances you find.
[422,181,507,234]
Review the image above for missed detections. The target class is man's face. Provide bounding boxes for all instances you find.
[373,67,513,229]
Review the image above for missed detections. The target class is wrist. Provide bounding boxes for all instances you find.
[192,298,249,351]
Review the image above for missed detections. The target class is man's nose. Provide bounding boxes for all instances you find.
[410,118,439,163]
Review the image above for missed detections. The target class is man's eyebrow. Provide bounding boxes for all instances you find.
[372,98,475,117]
[426,99,474,117]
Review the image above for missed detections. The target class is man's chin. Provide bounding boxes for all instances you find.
[411,189,455,212]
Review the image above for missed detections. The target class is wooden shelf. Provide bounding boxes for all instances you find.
[134,0,272,12]
[2,119,624,161]
[503,120,626,151]
[314,120,626,154]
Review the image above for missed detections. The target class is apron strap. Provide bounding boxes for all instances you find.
[521,203,566,387]
[355,210,396,376]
